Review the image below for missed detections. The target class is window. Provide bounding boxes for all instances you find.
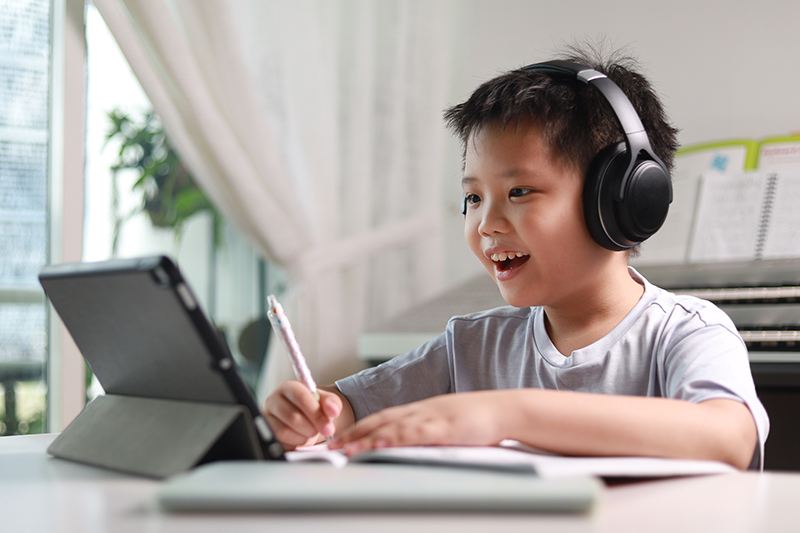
[0,0,51,435]
[1,1,280,435]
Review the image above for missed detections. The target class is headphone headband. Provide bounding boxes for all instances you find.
[524,61,647,136]
[523,60,666,203]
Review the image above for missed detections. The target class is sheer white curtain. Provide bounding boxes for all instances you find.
[94,0,455,398]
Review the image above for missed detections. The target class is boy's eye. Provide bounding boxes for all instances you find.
[461,193,480,216]
[509,187,533,198]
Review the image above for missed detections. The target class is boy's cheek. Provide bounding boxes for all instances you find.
[463,219,475,242]
[468,244,492,272]
[463,223,483,257]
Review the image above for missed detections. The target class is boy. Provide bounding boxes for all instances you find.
[264,49,768,470]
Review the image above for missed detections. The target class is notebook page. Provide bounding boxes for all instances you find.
[286,443,537,473]
[761,172,800,259]
[286,441,735,478]
[688,172,768,262]
[499,440,735,478]
[285,443,349,467]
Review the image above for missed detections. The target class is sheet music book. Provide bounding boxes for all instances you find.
[634,134,800,265]
[688,171,800,262]
[287,440,736,479]
[634,139,754,266]
[761,172,800,258]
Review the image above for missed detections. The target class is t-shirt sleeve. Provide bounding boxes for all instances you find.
[334,332,452,421]
[664,322,770,470]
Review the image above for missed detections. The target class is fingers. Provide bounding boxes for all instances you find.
[318,390,342,435]
[265,413,318,450]
[268,390,318,437]
[281,382,327,428]
[264,381,338,447]
[329,406,447,455]
[319,390,342,420]
[330,408,397,447]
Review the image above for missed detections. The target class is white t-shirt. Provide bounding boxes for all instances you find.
[336,267,770,469]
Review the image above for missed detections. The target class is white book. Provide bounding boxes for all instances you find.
[688,172,769,262]
[688,170,800,262]
[761,172,800,258]
[287,440,736,479]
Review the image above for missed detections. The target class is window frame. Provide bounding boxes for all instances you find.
[47,0,86,432]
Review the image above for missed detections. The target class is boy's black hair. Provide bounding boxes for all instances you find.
[443,45,679,175]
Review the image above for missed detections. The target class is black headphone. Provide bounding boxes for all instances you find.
[462,60,672,251]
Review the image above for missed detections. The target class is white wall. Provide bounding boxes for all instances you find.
[451,0,799,143]
[440,0,800,287]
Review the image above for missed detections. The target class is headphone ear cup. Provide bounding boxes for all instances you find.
[583,142,672,251]
[616,160,672,242]
[583,142,631,251]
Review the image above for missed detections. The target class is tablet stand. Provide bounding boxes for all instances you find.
[47,394,264,478]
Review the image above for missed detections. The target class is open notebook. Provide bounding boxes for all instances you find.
[287,440,736,479]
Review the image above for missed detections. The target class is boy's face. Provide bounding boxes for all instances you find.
[462,123,607,308]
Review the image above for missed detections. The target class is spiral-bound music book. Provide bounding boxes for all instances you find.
[634,134,800,265]
[688,171,800,262]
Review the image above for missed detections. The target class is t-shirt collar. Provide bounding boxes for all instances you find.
[532,266,657,367]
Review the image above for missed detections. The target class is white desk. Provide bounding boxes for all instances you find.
[2,434,798,533]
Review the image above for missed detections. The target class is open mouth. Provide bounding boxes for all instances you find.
[490,252,530,272]
[495,255,530,272]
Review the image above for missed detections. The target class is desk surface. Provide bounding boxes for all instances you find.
[2,434,798,533]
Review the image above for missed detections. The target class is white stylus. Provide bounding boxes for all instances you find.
[266,294,319,400]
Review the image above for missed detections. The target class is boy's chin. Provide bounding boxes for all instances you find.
[481,266,539,307]
[496,286,538,308]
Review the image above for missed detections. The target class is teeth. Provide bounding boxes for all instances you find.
[490,252,529,262]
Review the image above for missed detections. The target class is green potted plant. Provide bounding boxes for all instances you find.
[104,108,220,254]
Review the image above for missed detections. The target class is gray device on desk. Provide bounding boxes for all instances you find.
[158,461,600,513]
[39,255,284,478]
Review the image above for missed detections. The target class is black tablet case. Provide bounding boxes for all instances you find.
[39,256,283,478]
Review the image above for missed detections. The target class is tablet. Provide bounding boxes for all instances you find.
[39,255,284,460]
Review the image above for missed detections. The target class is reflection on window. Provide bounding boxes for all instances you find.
[0,0,51,435]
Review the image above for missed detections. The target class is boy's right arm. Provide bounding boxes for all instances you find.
[263,381,355,450]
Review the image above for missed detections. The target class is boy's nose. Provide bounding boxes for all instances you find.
[478,204,511,236]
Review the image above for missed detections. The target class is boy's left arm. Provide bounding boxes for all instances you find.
[327,389,758,469]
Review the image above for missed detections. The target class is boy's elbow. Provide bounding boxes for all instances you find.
[728,416,758,471]
[725,437,756,471]
[699,399,758,470]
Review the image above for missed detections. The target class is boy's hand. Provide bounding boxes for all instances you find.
[327,392,504,455]
[263,380,342,450]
